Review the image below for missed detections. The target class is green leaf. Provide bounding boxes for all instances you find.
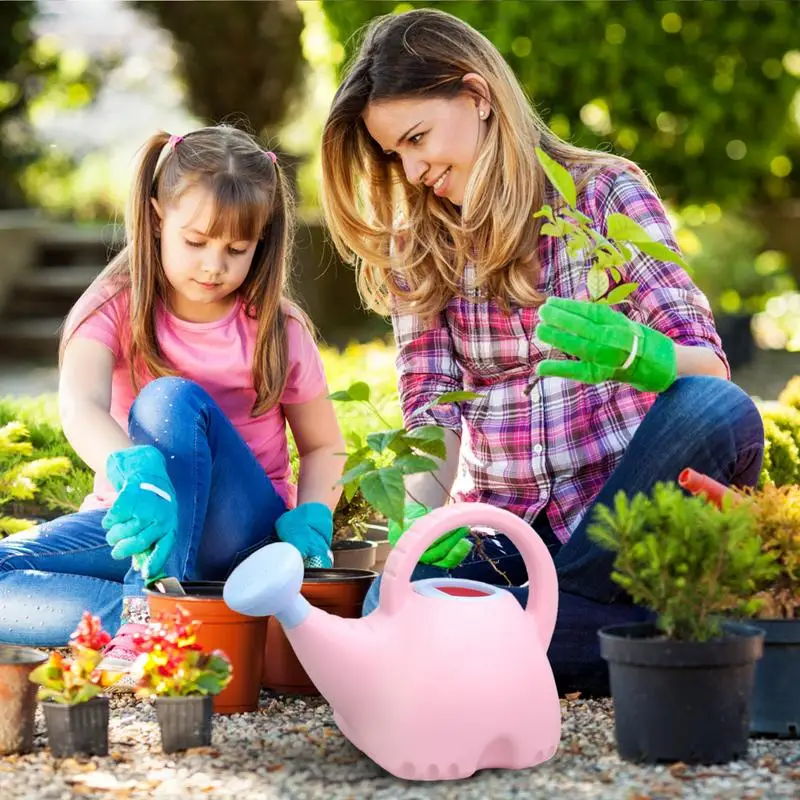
[535,146,577,208]
[587,267,610,301]
[402,425,447,459]
[634,239,688,269]
[328,390,353,402]
[393,453,439,475]
[540,222,563,238]
[366,429,404,453]
[420,391,482,413]
[532,204,554,221]
[606,213,655,243]
[360,467,405,523]
[336,459,376,487]
[346,382,370,402]
[605,282,639,305]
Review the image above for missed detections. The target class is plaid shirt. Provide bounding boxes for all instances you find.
[392,167,729,544]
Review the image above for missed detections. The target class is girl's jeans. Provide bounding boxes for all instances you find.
[0,378,286,646]
[362,376,765,694]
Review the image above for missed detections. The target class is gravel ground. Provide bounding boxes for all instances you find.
[0,692,797,800]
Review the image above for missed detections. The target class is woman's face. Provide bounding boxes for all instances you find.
[363,87,491,207]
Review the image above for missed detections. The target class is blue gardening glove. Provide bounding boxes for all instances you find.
[101,445,178,581]
[275,502,334,569]
[388,501,473,569]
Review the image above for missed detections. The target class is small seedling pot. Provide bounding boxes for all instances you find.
[599,621,764,764]
[332,539,377,571]
[42,696,110,758]
[154,695,213,753]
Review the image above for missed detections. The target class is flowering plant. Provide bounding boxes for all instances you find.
[130,606,233,698]
[29,611,116,705]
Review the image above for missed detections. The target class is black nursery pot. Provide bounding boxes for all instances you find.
[748,618,800,738]
[42,696,109,758]
[155,695,213,753]
[599,621,764,765]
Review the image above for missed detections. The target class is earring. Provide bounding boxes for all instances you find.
[479,109,488,120]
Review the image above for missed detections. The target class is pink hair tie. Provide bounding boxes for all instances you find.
[266,150,277,164]
[168,134,184,150]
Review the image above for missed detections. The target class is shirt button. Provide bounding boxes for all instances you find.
[533,444,544,455]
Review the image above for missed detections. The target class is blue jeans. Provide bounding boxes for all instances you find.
[0,378,286,646]
[362,376,765,694]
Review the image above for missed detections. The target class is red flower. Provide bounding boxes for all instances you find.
[70,611,112,651]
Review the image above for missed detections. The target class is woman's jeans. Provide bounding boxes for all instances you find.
[362,376,765,694]
[0,378,287,646]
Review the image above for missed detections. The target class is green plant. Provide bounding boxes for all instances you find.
[0,421,71,536]
[759,412,800,488]
[742,484,800,619]
[524,147,687,394]
[330,382,479,527]
[588,482,778,641]
[29,612,115,704]
[778,376,800,411]
[131,606,232,699]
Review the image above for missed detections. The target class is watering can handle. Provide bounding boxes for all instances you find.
[379,502,559,649]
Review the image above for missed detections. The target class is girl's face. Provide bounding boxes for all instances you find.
[363,85,491,207]
[152,186,259,323]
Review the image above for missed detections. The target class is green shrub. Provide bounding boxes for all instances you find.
[588,482,778,641]
[778,376,800,412]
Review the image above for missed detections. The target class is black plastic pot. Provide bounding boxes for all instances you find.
[748,618,800,738]
[599,621,764,764]
[42,696,109,758]
[155,695,213,753]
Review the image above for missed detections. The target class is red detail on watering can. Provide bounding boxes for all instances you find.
[678,468,742,509]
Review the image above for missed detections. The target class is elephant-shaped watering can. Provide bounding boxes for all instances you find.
[223,502,561,781]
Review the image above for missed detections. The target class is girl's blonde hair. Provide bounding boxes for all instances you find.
[321,8,647,319]
[62,124,307,416]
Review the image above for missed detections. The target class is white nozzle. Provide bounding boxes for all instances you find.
[223,542,309,626]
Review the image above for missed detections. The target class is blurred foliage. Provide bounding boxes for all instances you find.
[134,0,305,139]
[674,208,796,316]
[0,1,112,210]
[321,0,800,209]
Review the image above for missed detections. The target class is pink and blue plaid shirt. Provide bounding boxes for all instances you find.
[392,167,729,544]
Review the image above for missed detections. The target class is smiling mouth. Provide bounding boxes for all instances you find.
[195,280,221,289]
[429,167,451,193]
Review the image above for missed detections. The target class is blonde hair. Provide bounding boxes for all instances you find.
[62,124,308,415]
[321,8,648,319]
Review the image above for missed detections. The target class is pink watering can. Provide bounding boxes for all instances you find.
[223,502,561,781]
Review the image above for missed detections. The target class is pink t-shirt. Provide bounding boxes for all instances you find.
[69,286,327,511]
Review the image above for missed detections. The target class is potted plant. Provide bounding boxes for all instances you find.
[588,482,777,764]
[740,483,800,738]
[130,606,232,753]
[332,489,378,570]
[29,612,115,757]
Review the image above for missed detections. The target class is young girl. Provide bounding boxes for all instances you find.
[0,125,345,676]
[320,10,764,694]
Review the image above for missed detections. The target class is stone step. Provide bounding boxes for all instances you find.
[36,224,122,269]
[0,317,63,361]
[4,265,101,320]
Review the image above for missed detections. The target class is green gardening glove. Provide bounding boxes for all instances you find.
[535,296,677,393]
[388,501,473,569]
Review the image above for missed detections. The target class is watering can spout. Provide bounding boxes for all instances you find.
[222,542,375,701]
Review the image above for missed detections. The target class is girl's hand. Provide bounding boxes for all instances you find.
[101,445,178,580]
[275,502,334,568]
[534,296,677,393]
[388,501,473,569]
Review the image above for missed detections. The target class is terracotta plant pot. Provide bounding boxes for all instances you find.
[332,539,377,571]
[147,581,267,715]
[262,567,376,695]
[0,646,48,755]
[363,523,391,572]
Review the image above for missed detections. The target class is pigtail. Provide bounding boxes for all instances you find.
[126,132,178,391]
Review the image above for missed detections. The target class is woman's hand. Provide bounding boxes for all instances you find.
[535,296,677,393]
